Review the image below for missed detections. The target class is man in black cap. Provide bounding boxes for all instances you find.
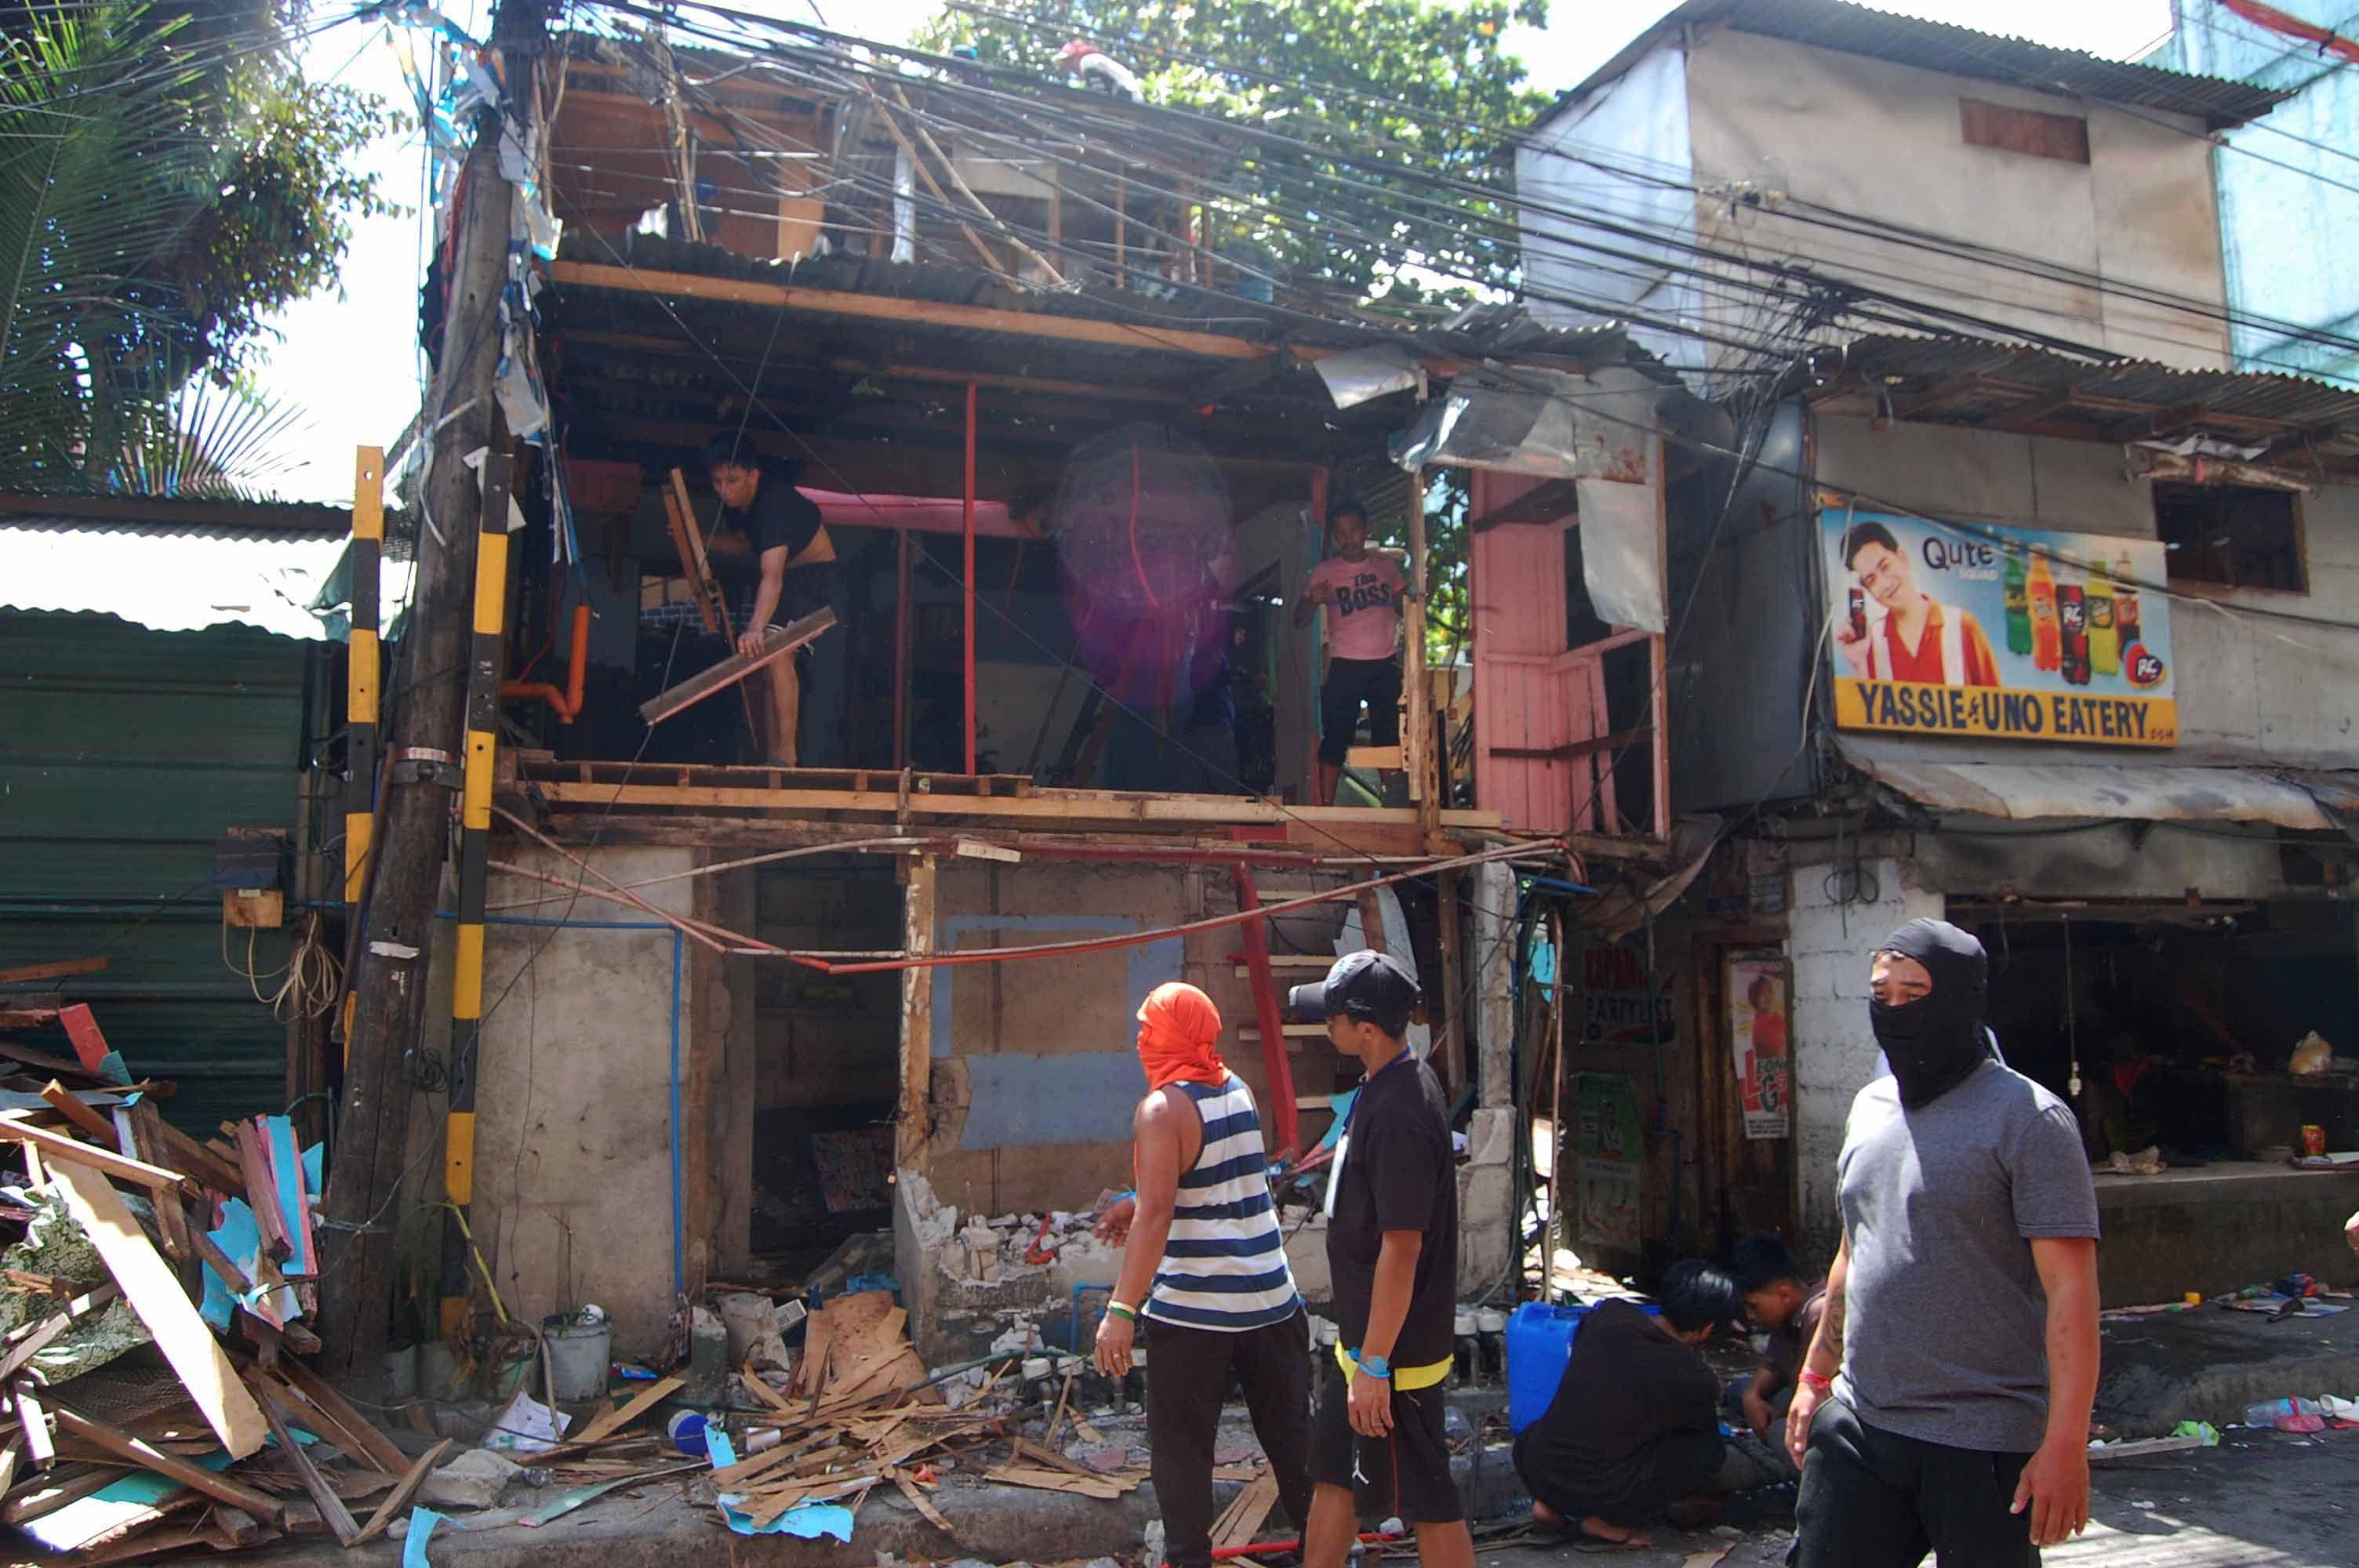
[1286,952,1471,1568]
[1785,919,2101,1567]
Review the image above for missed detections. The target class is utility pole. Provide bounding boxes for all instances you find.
[314,0,543,1394]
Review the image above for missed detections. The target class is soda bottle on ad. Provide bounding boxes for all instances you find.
[2002,550,2031,656]
[2059,583,2090,685]
[2027,552,2061,672]
[1848,586,1867,644]
[2114,551,2141,648]
[2087,555,2118,677]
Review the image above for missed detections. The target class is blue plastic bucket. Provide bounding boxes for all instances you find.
[1506,1299,1662,1433]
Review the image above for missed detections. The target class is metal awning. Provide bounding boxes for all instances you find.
[1834,736,2353,833]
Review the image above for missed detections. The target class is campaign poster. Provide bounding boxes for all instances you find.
[1819,510,2177,748]
[1574,1073,1642,1250]
[1727,956,1790,1142]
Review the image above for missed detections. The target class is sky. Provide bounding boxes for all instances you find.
[253,0,2173,505]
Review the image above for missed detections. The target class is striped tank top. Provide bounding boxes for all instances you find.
[1144,1073,1302,1331]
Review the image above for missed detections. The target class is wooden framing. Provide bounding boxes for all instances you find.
[551,261,1281,361]
[896,854,939,1171]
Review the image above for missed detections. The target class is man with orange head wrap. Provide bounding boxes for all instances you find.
[1095,982,1311,1568]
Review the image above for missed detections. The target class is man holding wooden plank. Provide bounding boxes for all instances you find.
[704,435,848,768]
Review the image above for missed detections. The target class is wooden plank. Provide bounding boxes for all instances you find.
[660,488,719,635]
[37,1083,117,1150]
[268,1360,409,1479]
[16,1385,52,1467]
[666,469,735,644]
[54,1006,112,1077]
[48,1401,279,1520]
[1343,745,1405,771]
[1212,1469,1281,1548]
[0,957,104,986]
[0,1116,193,1198]
[0,1314,70,1385]
[530,779,1506,830]
[554,260,1277,361]
[244,1376,355,1544]
[896,854,937,1171]
[44,1162,267,1459]
[0,1040,97,1080]
[130,1109,245,1200]
[5,1464,123,1524]
[565,1376,683,1447]
[638,608,837,726]
[2088,1436,2208,1462]
[886,1463,958,1539]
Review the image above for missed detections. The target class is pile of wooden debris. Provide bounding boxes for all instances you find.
[0,990,425,1561]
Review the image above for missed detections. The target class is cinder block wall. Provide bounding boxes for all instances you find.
[1786,855,1943,1253]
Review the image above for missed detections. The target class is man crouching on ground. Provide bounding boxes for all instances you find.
[1288,951,1473,1568]
[1513,1261,1771,1548]
[1092,982,1311,1568]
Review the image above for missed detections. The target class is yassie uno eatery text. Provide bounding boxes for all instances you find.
[1819,510,2178,749]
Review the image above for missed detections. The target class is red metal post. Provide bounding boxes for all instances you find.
[1231,865,1301,1158]
[964,382,978,776]
[894,530,911,771]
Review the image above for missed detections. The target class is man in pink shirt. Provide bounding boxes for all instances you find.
[1295,499,1405,806]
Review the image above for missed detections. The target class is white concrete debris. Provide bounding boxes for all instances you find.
[420,1446,524,1510]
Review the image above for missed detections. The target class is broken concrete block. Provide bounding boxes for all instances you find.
[420,1446,524,1510]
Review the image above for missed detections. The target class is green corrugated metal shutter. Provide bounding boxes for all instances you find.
[1,610,316,1132]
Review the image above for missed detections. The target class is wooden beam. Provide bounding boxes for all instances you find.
[268,1359,411,1479]
[1488,725,1652,762]
[0,1116,194,1198]
[553,260,1277,361]
[529,779,1507,830]
[47,1403,281,1520]
[1893,370,1986,420]
[1983,381,2087,431]
[45,1161,267,1458]
[351,1438,451,1547]
[896,854,937,1171]
[37,1083,117,1150]
[245,1375,358,1545]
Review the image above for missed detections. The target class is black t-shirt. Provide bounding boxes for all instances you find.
[722,467,823,561]
[1326,1053,1456,1369]
[1523,1299,1719,1473]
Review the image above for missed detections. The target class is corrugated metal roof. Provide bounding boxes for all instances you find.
[0,492,350,541]
[0,527,391,641]
[0,610,318,1132]
[1790,334,2359,466]
[1546,0,2292,132]
[1835,736,2351,830]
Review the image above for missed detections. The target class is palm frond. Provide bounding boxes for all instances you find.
[0,1,232,485]
[97,363,311,502]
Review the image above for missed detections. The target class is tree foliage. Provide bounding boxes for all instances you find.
[917,0,1550,318]
[0,1,400,493]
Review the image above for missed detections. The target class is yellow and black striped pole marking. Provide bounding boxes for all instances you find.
[441,452,513,1342]
[341,447,385,1057]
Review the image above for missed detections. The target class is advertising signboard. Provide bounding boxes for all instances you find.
[1820,510,2176,747]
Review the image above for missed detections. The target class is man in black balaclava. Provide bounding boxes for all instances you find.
[1782,919,2103,1568]
[1866,918,1991,1108]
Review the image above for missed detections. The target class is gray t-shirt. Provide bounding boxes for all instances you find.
[1836,1059,2100,1453]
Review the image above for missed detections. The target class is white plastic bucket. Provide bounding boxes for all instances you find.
[543,1315,613,1403]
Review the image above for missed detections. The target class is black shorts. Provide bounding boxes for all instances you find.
[1311,1359,1463,1525]
[1319,656,1402,767]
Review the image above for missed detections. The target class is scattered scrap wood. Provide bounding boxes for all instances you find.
[38,1082,118,1150]
[1211,1469,1281,1548]
[243,1375,354,1545]
[0,1114,197,1200]
[987,1464,1133,1499]
[0,1039,96,1080]
[47,1400,279,1519]
[56,1005,116,1080]
[885,1462,958,1539]
[567,1375,685,1447]
[638,607,838,726]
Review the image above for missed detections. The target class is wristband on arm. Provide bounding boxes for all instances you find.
[1798,1369,1834,1390]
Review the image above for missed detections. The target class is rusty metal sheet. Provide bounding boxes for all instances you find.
[1848,752,2331,829]
[1836,738,2337,831]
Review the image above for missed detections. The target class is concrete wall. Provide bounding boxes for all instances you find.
[471,847,702,1355]
[1785,851,1943,1249]
[1814,412,2359,770]
[2161,0,2359,384]
[1681,35,2231,369]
